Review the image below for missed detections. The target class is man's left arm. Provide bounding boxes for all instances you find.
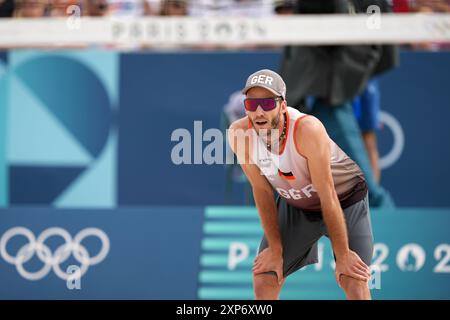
[295,117,371,285]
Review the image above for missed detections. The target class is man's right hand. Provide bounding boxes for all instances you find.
[252,247,284,285]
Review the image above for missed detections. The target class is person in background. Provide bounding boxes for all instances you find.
[228,0,274,17]
[414,0,450,13]
[159,0,187,15]
[391,0,411,12]
[411,0,450,50]
[107,0,144,17]
[49,0,85,17]
[143,0,161,15]
[85,0,108,17]
[13,0,48,17]
[86,0,109,16]
[222,90,253,205]
[0,0,15,17]
[188,0,273,17]
[279,0,397,208]
[273,0,295,14]
[352,79,382,184]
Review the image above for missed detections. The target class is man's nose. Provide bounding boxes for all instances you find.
[254,105,265,116]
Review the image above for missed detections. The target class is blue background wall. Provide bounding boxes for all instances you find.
[118,51,280,206]
[0,51,8,207]
[378,52,450,207]
[1,50,450,207]
[0,207,204,299]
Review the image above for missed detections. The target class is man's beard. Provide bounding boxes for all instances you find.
[250,107,282,143]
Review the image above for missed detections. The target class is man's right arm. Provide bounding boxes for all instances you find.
[227,122,283,255]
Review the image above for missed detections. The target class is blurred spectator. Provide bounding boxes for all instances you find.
[389,0,450,50]
[228,0,274,16]
[224,90,246,125]
[410,0,450,50]
[392,0,411,12]
[143,0,161,15]
[86,0,109,16]
[280,0,397,208]
[49,0,84,17]
[221,90,253,205]
[0,0,15,17]
[188,0,275,49]
[274,0,295,14]
[160,0,187,15]
[189,0,274,17]
[412,0,450,12]
[352,79,382,184]
[13,0,48,17]
[140,0,188,50]
[391,0,450,13]
[107,0,144,16]
[188,0,234,16]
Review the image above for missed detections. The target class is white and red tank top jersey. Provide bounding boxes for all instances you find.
[249,107,367,211]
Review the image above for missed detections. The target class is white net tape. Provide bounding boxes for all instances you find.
[0,14,449,47]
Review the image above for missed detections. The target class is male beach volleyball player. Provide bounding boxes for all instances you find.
[228,69,374,300]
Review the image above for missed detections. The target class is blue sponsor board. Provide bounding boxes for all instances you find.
[198,206,450,300]
[0,206,449,299]
[0,207,204,299]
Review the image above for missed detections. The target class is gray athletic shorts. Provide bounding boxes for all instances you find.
[258,192,374,278]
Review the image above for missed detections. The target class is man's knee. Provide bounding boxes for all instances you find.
[339,274,371,300]
[253,273,284,300]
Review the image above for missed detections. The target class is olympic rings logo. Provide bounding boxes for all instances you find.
[0,227,110,281]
